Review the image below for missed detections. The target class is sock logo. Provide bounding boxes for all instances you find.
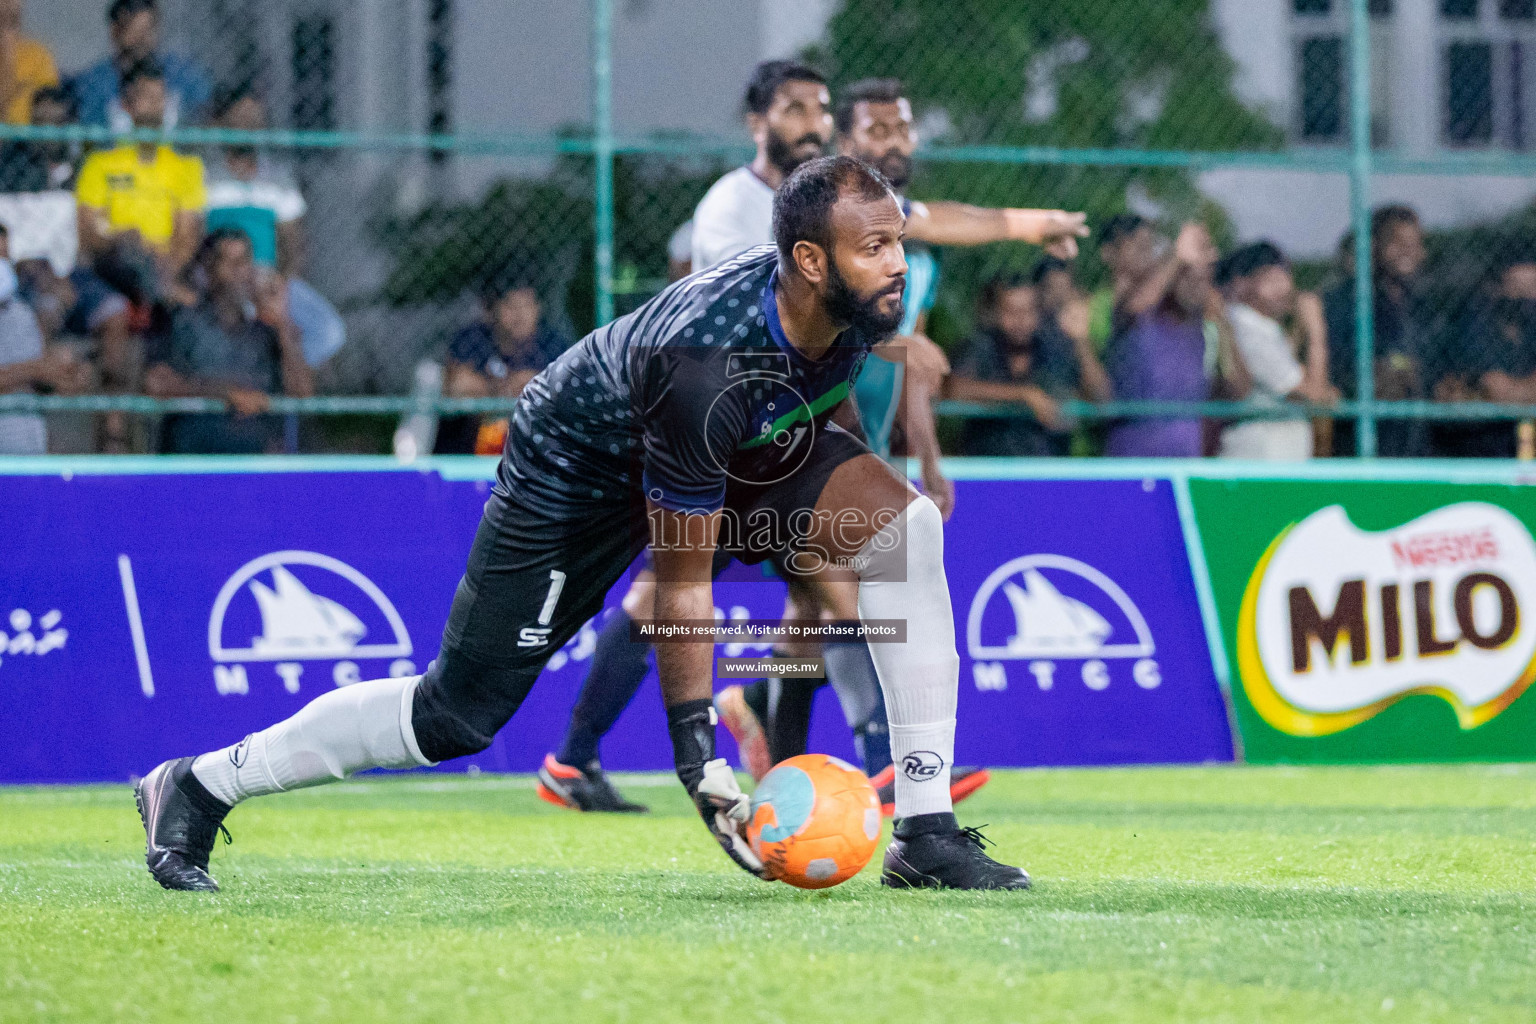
[900,750,945,782]
[229,734,252,768]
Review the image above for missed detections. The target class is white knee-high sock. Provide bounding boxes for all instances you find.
[855,495,958,819]
[191,675,434,806]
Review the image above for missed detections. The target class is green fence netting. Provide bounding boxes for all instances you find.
[2,0,1535,457]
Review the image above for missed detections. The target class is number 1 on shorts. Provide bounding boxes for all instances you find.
[538,569,566,626]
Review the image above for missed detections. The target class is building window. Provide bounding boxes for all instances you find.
[1294,0,1395,15]
[427,0,453,135]
[426,0,453,165]
[1445,40,1496,141]
[292,16,336,132]
[1299,36,1346,139]
[1434,0,1536,146]
[1292,1,1395,144]
[204,1,261,97]
[1292,0,1536,149]
[1514,40,1528,145]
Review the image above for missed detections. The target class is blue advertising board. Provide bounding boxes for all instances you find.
[945,477,1233,767]
[0,465,1232,782]
[2,469,480,783]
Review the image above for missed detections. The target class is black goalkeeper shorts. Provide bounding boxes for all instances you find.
[437,424,873,678]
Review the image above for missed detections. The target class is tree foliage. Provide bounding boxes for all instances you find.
[376,2,1281,346]
[375,149,730,338]
[814,0,1276,152]
[807,0,1282,340]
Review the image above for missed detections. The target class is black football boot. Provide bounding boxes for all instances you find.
[881,813,1031,891]
[135,757,232,892]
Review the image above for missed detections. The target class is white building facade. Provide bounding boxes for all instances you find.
[1209,0,1536,255]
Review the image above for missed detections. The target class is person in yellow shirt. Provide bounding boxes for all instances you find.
[76,57,204,298]
[0,0,58,125]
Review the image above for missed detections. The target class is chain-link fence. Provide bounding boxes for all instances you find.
[1,0,1534,458]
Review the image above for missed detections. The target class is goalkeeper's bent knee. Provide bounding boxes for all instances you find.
[411,649,539,762]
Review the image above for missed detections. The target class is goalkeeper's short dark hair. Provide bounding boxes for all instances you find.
[773,155,894,263]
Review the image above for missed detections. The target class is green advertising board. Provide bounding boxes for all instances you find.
[1189,478,1536,762]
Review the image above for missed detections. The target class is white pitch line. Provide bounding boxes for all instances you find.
[117,554,155,698]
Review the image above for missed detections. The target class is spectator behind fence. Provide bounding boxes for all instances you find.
[1,86,139,450]
[0,86,77,192]
[1086,213,1148,356]
[0,224,87,453]
[1035,254,1110,455]
[1,87,88,297]
[1324,204,1430,457]
[0,0,58,125]
[0,89,82,282]
[144,227,311,454]
[1103,220,1250,457]
[1032,256,1081,331]
[204,86,345,367]
[70,0,210,131]
[435,278,570,455]
[948,273,1110,456]
[1216,241,1336,460]
[76,57,205,306]
[1428,249,1536,458]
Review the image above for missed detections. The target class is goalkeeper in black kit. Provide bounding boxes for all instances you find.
[135,156,1031,892]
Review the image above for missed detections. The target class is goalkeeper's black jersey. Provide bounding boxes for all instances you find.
[497,246,877,518]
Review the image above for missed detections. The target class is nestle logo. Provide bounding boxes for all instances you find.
[1390,527,1498,569]
[901,750,945,782]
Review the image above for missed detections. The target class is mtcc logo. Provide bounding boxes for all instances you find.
[207,551,416,696]
[966,554,1160,693]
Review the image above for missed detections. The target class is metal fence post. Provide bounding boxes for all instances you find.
[592,0,616,327]
[1349,0,1377,457]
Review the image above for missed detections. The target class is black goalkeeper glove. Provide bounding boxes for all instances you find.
[668,699,767,878]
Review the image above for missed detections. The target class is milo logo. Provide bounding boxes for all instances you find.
[1237,503,1536,736]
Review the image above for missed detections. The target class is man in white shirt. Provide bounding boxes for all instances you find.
[693,65,1091,275]
[0,229,88,453]
[205,88,346,368]
[1217,241,1336,460]
[692,61,831,270]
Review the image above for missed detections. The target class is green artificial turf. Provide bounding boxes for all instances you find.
[2,766,1534,1023]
